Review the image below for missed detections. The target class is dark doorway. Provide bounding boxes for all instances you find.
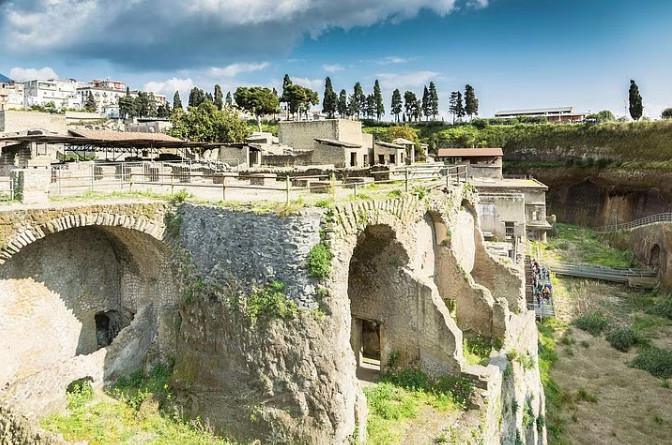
[94,310,125,349]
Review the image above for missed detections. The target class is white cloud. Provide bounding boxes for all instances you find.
[207,62,270,78]
[9,66,58,81]
[144,78,195,97]
[322,64,344,73]
[376,56,411,65]
[0,0,479,68]
[293,77,324,91]
[376,71,440,90]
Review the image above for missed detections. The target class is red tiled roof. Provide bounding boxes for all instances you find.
[436,148,503,157]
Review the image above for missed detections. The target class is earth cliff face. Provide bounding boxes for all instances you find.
[505,166,672,227]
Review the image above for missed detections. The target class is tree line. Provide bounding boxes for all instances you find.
[168,75,479,125]
[118,88,171,119]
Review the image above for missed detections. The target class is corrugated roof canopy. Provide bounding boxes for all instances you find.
[437,148,503,157]
[68,129,182,143]
[314,138,361,148]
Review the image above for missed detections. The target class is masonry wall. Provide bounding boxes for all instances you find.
[0,110,67,134]
[278,120,339,150]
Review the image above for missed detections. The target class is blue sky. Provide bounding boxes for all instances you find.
[1,0,671,118]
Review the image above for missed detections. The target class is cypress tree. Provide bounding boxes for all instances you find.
[214,84,224,110]
[84,91,97,112]
[322,77,337,118]
[429,81,439,120]
[366,94,376,119]
[628,79,643,120]
[456,91,465,121]
[225,92,233,107]
[173,91,183,110]
[464,84,479,119]
[350,82,365,118]
[421,86,431,121]
[391,89,402,122]
[449,91,459,123]
[337,89,348,117]
[281,74,292,118]
[373,79,384,121]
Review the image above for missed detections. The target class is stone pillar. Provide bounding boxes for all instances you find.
[11,166,50,204]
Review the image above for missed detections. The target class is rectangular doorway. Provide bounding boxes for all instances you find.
[351,317,381,383]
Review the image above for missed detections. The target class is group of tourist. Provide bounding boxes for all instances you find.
[531,259,552,305]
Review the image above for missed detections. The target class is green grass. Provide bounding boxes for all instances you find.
[42,364,232,445]
[537,318,566,443]
[364,369,473,445]
[307,242,333,279]
[574,311,610,336]
[545,223,634,268]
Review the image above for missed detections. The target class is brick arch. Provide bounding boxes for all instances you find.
[0,212,166,264]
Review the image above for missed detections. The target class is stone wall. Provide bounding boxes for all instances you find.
[0,110,67,134]
[0,201,178,419]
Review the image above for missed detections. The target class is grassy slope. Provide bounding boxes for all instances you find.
[537,226,672,445]
[361,120,672,164]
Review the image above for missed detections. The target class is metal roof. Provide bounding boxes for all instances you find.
[375,141,405,149]
[68,129,182,143]
[437,148,503,157]
[0,73,12,83]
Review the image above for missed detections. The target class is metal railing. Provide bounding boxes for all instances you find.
[547,261,656,283]
[596,212,672,233]
[47,161,469,204]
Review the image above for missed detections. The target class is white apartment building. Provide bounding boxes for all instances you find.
[23,79,82,110]
[0,82,25,110]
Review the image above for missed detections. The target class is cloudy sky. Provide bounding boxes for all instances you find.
[1,0,671,118]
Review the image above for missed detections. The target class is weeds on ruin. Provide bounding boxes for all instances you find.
[307,242,333,279]
[42,363,232,444]
[574,311,610,336]
[463,335,502,366]
[537,318,566,442]
[364,368,474,444]
[246,280,298,322]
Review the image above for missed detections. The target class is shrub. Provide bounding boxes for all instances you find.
[246,281,298,321]
[574,311,610,336]
[630,347,672,378]
[647,296,672,319]
[575,387,598,403]
[606,326,642,352]
[307,242,333,279]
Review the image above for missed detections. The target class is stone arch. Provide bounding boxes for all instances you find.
[0,221,177,417]
[0,211,165,264]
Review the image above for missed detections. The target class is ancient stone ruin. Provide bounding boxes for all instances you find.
[0,187,546,444]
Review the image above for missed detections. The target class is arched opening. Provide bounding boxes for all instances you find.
[650,244,662,270]
[0,224,177,414]
[348,225,410,382]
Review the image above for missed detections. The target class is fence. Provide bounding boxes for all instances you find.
[596,212,672,233]
[547,261,656,283]
[47,161,469,204]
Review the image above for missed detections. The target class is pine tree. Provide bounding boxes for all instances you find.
[464,84,479,119]
[214,84,224,110]
[629,79,643,120]
[173,91,183,111]
[84,91,97,112]
[205,92,214,104]
[421,86,431,121]
[391,89,402,122]
[429,81,439,120]
[147,93,158,117]
[322,77,337,118]
[225,92,233,108]
[337,89,348,117]
[373,79,384,121]
[403,91,419,122]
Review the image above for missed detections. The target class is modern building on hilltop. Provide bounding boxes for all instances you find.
[0,74,25,111]
[23,79,82,110]
[494,106,586,123]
